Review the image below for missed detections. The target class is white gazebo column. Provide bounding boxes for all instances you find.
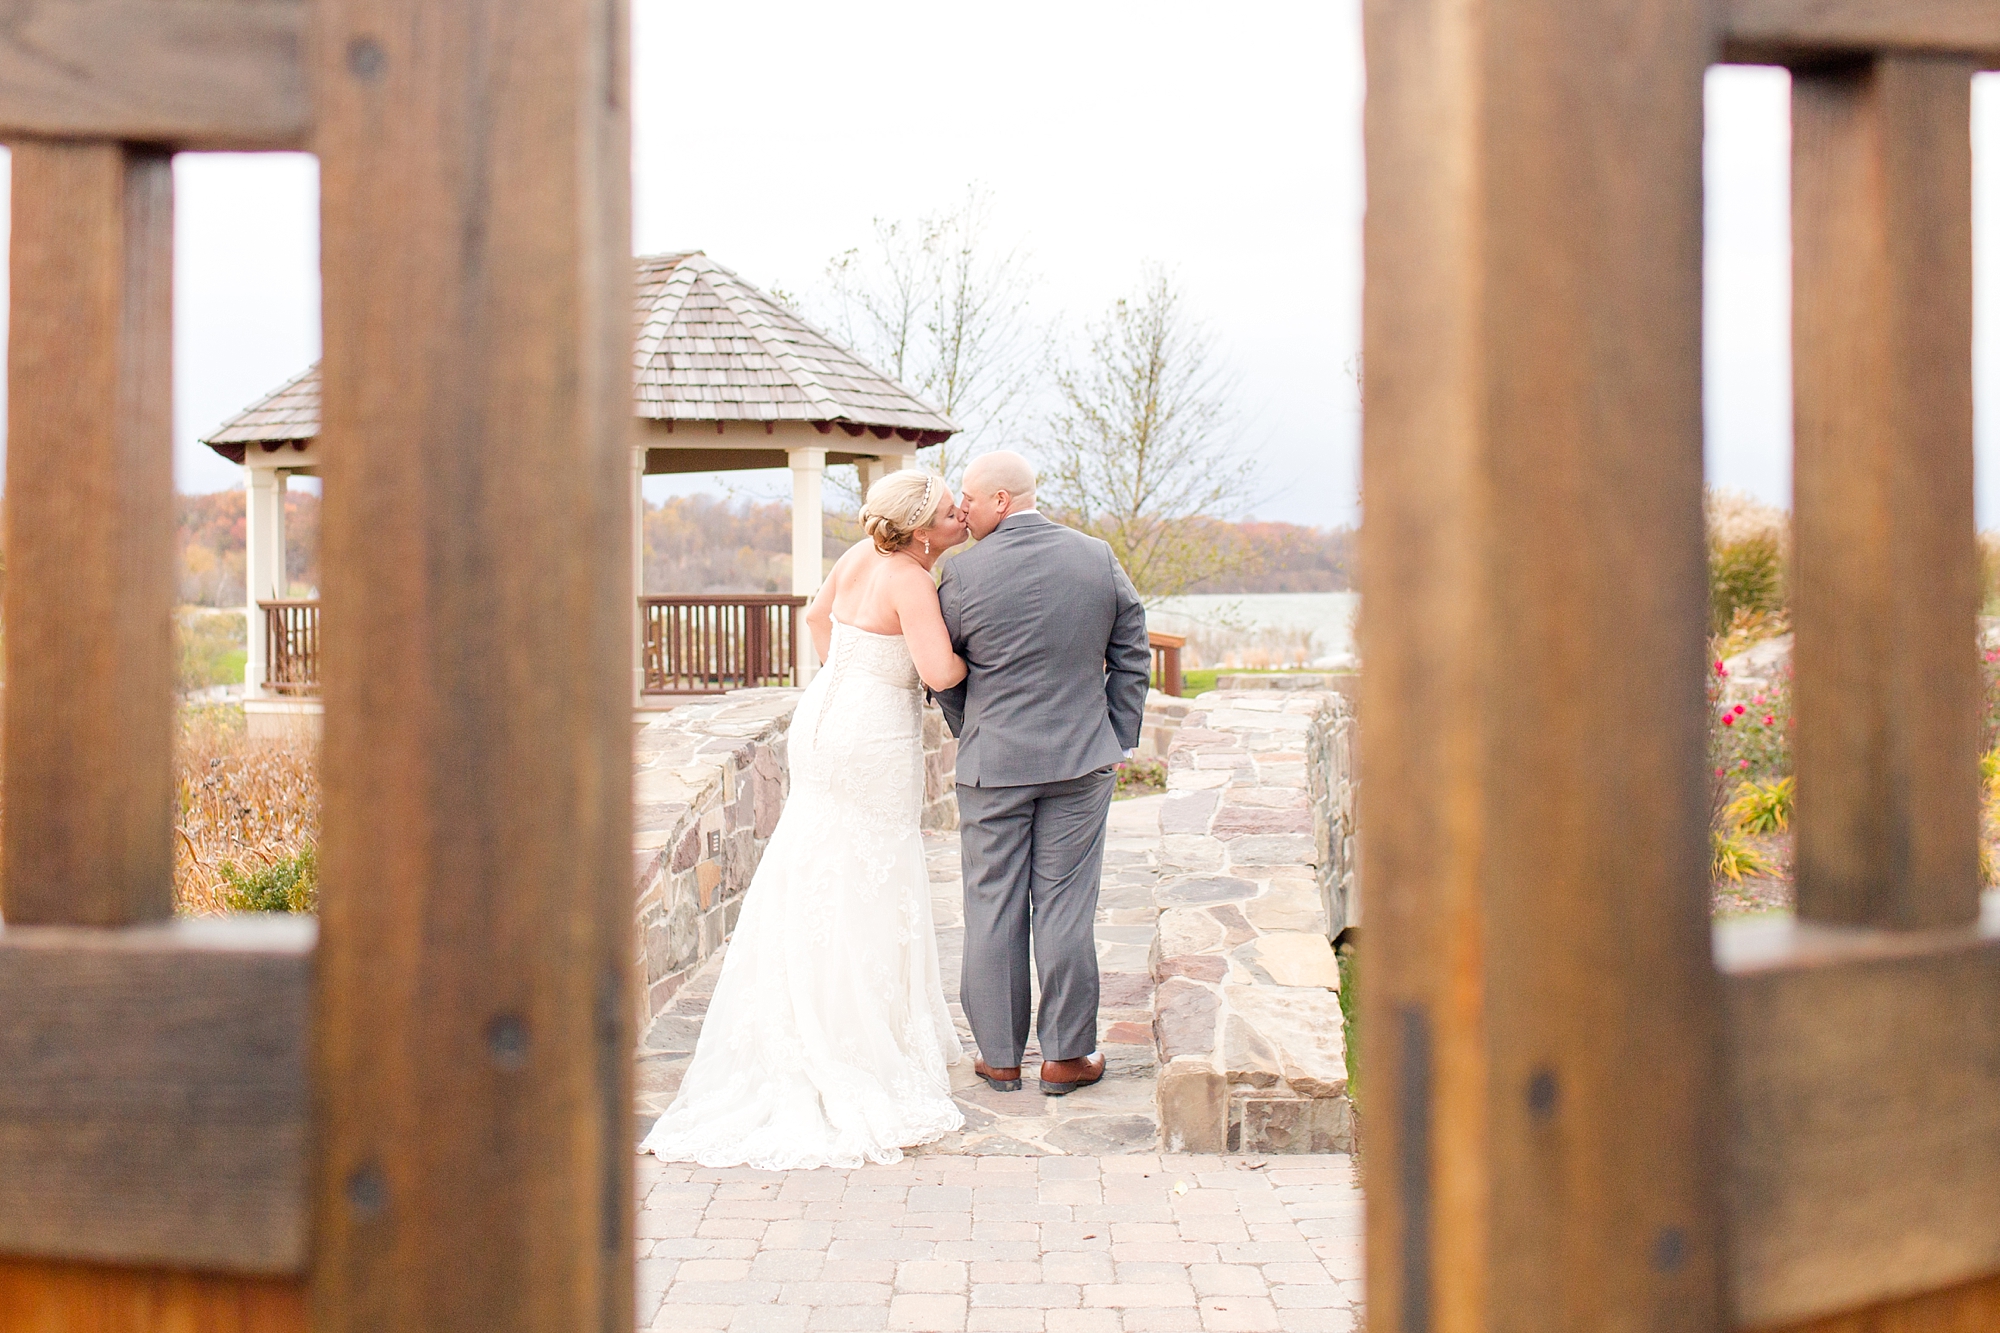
[631,444,648,706]
[243,466,287,696]
[855,456,882,501]
[883,450,918,475]
[788,446,826,683]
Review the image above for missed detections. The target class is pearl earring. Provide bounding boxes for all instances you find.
[922,537,931,555]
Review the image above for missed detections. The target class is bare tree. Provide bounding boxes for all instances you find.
[1041,266,1258,599]
[820,187,1040,499]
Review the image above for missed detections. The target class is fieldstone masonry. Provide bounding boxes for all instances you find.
[1151,691,1356,1155]
[922,703,960,831]
[1138,689,1194,761]
[633,689,800,1024]
[1308,692,1358,936]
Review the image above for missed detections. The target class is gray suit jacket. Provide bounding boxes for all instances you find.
[934,512,1151,788]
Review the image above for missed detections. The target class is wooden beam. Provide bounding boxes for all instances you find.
[644,447,884,475]
[1358,0,1721,1327]
[310,0,636,1327]
[1718,914,2000,1328]
[0,919,313,1274]
[0,1259,306,1333]
[3,142,175,927]
[0,0,309,149]
[1724,0,2000,66]
[1748,1272,2000,1333]
[1790,54,1980,930]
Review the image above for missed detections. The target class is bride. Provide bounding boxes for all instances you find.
[641,470,972,1169]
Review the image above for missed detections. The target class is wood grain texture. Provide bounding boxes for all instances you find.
[1791,56,1979,931]
[310,0,636,1328]
[0,1259,306,1333]
[0,919,312,1273]
[0,0,308,148]
[1725,0,2000,65]
[1358,0,1721,1328]
[3,142,175,927]
[1749,1271,2000,1333]
[1717,913,2000,1326]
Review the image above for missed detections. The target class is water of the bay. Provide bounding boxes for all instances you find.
[1145,591,1359,669]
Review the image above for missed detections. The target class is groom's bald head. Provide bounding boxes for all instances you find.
[960,452,1038,540]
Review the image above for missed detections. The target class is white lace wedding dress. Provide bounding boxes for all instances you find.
[640,618,964,1169]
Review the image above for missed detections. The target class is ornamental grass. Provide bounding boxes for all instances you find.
[174,705,319,915]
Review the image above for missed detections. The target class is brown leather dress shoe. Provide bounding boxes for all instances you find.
[1038,1053,1106,1096]
[974,1058,1022,1092]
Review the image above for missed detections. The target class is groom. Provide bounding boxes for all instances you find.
[934,452,1151,1095]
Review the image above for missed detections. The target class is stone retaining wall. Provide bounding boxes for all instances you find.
[633,689,961,1022]
[922,703,959,830]
[632,689,800,1023]
[1150,690,1356,1154]
[1311,691,1359,935]
[1139,689,1194,761]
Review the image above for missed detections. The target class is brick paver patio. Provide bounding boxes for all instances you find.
[635,1151,1364,1332]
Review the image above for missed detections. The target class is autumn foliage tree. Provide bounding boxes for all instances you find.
[1041,267,1258,600]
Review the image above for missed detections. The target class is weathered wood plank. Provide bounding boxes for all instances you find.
[0,918,313,1274]
[1718,913,2000,1328]
[0,1259,306,1333]
[1725,0,2000,66]
[311,0,637,1326]
[1790,54,1980,931]
[1358,0,1721,1327]
[0,0,308,148]
[1749,1271,2000,1332]
[4,142,175,927]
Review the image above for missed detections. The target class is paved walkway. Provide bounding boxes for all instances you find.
[633,791,1368,1331]
[635,1151,1364,1332]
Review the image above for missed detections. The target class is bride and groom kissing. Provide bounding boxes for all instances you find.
[642,451,1152,1169]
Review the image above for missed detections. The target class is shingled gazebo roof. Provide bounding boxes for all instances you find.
[204,251,956,463]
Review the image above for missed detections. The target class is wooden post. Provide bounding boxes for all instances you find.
[633,443,648,706]
[3,142,175,928]
[1791,54,1980,931]
[1358,0,1722,1328]
[310,0,636,1328]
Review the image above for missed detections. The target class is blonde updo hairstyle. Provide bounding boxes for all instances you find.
[860,470,947,555]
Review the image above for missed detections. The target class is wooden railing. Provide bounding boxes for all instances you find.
[643,595,807,696]
[260,599,321,695]
[1149,630,1186,697]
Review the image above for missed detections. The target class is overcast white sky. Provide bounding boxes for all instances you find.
[7,3,1998,529]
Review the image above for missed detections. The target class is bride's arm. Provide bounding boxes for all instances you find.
[804,549,853,663]
[893,567,967,691]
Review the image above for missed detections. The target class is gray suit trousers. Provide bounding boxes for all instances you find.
[956,768,1117,1066]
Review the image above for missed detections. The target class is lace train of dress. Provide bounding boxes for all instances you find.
[640,619,964,1170]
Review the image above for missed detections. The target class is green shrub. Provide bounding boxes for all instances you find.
[1709,534,1785,636]
[1711,829,1775,883]
[1709,662,1791,787]
[1114,757,1167,797]
[220,843,318,912]
[176,607,248,694]
[1727,777,1793,836]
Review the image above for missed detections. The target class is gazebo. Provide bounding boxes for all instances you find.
[204,251,956,732]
